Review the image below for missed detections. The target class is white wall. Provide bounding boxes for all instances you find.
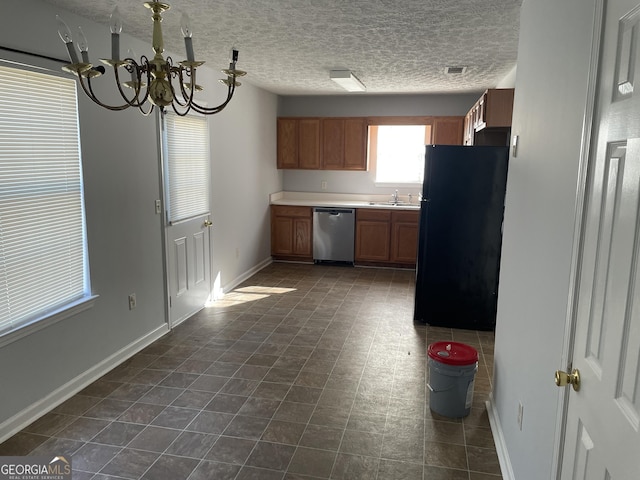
[496,65,517,88]
[278,93,480,195]
[0,0,280,437]
[209,81,281,292]
[491,0,596,478]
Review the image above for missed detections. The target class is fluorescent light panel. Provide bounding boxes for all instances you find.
[330,70,366,92]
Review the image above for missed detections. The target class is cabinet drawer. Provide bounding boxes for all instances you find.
[392,210,419,224]
[271,205,311,218]
[357,209,391,221]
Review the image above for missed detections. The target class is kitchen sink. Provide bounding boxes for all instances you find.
[368,201,409,206]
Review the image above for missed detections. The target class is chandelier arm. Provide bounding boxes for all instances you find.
[189,82,236,114]
[170,65,196,108]
[112,63,148,108]
[138,103,155,116]
[169,102,193,116]
[78,73,132,111]
[124,58,152,106]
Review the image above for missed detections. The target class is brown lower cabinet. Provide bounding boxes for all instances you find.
[355,209,420,267]
[270,205,312,261]
[270,205,419,266]
[390,211,420,264]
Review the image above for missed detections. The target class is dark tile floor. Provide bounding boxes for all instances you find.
[0,263,501,480]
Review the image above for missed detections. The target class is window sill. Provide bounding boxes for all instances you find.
[0,295,99,348]
[375,181,423,188]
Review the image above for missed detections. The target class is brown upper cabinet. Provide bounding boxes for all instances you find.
[277,115,466,170]
[277,118,321,169]
[431,117,464,145]
[464,89,515,146]
[322,118,367,170]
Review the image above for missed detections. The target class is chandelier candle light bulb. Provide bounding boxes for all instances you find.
[77,27,90,63]
[56,16,79,64]
[109,6,123,61]
[180,12,195,62]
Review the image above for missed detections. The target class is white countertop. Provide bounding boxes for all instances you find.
[269,191,421,210]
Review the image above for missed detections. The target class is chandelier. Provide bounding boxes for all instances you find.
[56,1,246,116]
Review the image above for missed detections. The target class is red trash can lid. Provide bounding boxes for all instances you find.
[428,341,478,366]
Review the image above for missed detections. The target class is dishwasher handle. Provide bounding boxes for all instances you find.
[313,208,354,216]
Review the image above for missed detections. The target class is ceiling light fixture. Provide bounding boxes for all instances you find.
[330,70,366,92]
[56,1,246,116]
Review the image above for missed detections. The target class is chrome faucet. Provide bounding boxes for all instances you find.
[392,189,399,204]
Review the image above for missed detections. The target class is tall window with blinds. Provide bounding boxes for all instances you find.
[164,112,210,223]
[0,62,91,340]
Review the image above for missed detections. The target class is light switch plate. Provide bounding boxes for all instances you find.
[512,134,519,158]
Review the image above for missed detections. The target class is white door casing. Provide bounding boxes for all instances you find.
[560,0,640,477]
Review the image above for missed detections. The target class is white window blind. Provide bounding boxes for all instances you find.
[164,112,210,223]
[0,63,90,337]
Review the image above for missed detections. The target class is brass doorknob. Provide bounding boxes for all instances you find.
[204,220,213,227]
[555,368,580,392]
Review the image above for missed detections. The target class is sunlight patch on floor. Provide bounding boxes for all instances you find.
[206,285,297,308]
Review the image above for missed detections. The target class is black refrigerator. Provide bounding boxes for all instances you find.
[414,145,509,331]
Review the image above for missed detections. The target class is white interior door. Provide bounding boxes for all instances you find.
[162,111,212,327]
[560,0,640,477]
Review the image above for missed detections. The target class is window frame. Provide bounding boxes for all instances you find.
[0,58,96,348]
[367,116,433,186]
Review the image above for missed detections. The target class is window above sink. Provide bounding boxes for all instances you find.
[370,124,431,185]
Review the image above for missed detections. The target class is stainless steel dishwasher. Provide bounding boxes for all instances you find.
[313,207,355,264]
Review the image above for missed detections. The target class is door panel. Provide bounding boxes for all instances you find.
[561,1,640,477]
[167,217,211,326]
[174,237,188,296]
[194,230,206,284]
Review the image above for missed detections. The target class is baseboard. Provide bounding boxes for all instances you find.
[0,323,169,443]
[221,257,273,294]
[486,395,516,480]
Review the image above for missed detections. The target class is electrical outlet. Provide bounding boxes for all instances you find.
[517,402,524,431]
[321,180,328,190]
[128,293,137,310]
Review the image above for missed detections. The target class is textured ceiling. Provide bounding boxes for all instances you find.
[42,0,522,96]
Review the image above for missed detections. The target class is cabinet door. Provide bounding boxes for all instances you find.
[277,118,298,169]
[344,118,367,170]
[463,112,474,145]
[355,220,390,261]
[432,117,464,145]
[476,94,486,129]
[322,118,344,169]
[293,218,312,256]
[391,221,419,264]
[271,216,293,255]
[484,88,515,128]
[298,119,321,169]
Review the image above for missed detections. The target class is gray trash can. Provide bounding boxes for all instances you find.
[427,341,478,418]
